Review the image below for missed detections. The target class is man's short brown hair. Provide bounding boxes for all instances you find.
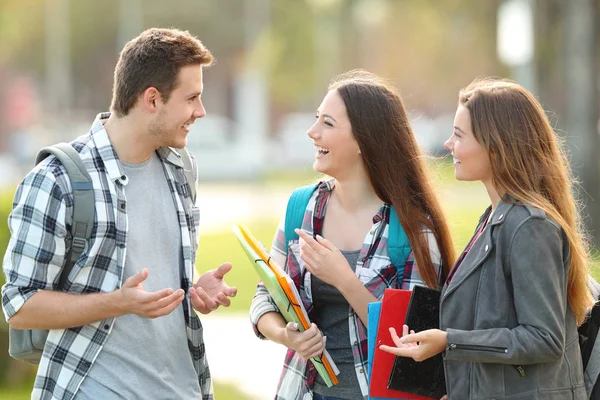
[110,28,214,117]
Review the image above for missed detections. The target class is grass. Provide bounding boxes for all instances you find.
[197,219,279,312]
[0,388,29,400]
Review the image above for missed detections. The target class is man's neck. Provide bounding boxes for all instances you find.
[103,113,157,164]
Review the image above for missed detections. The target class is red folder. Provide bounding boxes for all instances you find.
[370,289,431,399]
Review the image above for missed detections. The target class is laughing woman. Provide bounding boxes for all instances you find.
[249,70,455,400]
[381,78,593,400]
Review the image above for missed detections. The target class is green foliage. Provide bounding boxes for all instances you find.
[0,189,14,289]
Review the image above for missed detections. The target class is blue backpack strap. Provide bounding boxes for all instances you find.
[284,184,319,255]
[387,206,412,285]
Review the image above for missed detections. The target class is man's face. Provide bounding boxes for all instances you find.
[149,64,206,148]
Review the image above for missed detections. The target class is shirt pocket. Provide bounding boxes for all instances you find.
[358,262,399,294]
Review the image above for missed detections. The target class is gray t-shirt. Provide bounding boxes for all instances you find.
[77,153,201,399]
[312,249,363,400]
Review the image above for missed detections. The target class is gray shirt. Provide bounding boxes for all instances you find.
[77,153,201,399]
[312,249,363,400]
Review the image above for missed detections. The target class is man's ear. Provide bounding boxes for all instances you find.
[141,87,161,113]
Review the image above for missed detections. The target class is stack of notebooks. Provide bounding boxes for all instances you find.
[367,287,446,399]
[232,224,339,387]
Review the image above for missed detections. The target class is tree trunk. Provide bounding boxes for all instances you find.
[564,0,600,248]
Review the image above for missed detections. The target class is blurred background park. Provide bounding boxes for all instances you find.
[0,0,599,398]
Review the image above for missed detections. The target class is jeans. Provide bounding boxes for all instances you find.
[313,394,346,400]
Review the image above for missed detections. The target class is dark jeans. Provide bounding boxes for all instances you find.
[313,394,346,400]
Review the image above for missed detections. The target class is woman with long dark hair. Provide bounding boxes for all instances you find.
[250,70,455,400]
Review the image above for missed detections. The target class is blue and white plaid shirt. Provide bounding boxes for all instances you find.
[1,113,212,400]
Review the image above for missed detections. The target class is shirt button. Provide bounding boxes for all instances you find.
[484,244,489,252]
[120,203,126,210]
[118,243,125,249]
[104,324,110,330]
[359,368,364,374]
[120,175,126,180]
[354,341,358,346]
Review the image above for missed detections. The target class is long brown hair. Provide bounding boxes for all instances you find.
[459,77,593,324]
[330,70,455,288]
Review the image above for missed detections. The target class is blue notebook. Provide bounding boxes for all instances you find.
[368,301,401,400]
[367,301,382,382]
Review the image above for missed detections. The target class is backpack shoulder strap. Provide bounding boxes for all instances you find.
[175,148,197,204]
[387,206,412,285]
[284,184,319,255]
[36,143,94,290]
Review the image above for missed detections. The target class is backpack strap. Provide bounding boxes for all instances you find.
[283,185,414,285]
[35,143,94,290]
[387,206,412,285]
[284,184,319,254]
[175,148,197,204]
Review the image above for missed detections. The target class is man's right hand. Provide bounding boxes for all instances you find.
[281,322,326,360]
[116,268,185,318]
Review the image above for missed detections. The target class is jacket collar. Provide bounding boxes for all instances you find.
[488,194,520,227]
[441,194,520,301]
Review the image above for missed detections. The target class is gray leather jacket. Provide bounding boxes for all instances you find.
[441,199,586,399]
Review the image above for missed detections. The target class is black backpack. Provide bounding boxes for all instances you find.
[579,276,600,398]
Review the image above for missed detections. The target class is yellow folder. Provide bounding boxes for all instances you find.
[232,224,339,386]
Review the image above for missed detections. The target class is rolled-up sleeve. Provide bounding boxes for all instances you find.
[249,216,287,339]
[1,166,69,321]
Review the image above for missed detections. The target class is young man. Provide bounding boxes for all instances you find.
[1,28,235,400]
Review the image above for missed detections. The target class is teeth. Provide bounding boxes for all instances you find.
[314,145,330,154]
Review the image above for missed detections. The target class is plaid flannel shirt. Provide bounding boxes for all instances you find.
[1,113,212,400]
[249,180,442,400]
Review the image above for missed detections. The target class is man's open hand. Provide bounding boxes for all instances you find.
[191,262,237,314]
[117,268,185,318]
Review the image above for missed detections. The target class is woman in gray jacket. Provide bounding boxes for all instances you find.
[381,78,594,400]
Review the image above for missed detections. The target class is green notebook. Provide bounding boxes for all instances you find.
[232,225,339,387]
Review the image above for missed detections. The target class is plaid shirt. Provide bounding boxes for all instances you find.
[250,180,442,400]
[1,113,212,400]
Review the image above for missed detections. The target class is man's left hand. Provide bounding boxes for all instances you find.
[191,262,237,314]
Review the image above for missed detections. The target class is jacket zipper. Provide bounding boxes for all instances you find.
[447,343,508,353]
[447,344,526,377]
